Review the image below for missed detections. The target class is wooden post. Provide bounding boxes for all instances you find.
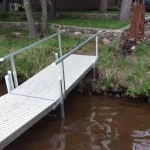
[130,0,145,40]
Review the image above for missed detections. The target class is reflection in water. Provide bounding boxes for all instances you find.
[133,139,150,150]
[132,129,150,138]
[50,119,65,150]
[2,92,150,150]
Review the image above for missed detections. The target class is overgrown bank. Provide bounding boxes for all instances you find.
[0,29,85,80]
[1,29,150,99]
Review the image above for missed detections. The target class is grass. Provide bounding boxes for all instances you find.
[1,29,150,98]
[59,6,120,14]
[59,11,119,14]
[97,41,150,98]
[0,11,128,29]
[50,18,129,29]
[0,11,27,22]
[0,29,86,80]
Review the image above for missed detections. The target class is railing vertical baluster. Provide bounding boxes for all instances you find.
[10,56,18,88]
[58,32,66,99]
[5,75,11,93]
[96,36,99,61]
[8,71,14,90]
[58,33,63,57]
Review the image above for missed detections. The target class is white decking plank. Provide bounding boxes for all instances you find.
[0,94,57,150]
[11,54,96,101]
[0,54,96,149]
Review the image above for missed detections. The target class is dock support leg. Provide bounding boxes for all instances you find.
[58,77,65,119]
[58,33,66,99]
[93,61,96,81]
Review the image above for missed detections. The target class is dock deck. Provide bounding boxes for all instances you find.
[0,54,96,149]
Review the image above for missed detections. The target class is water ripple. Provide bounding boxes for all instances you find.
[132,129,150,138]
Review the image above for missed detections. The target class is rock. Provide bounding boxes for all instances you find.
[146,22,150,26]
[69,28,76,33]
[148,98,150,103]
[114,94,120,98]
[146,39,150,45]
[108,37,114,41]
[99,32,105,39]
[145,31,150,38]
[122,31,128,37]
[136,40,141,45]
[105,32,113,38]
[102,38,111,46]
[131,46,136,51]
[74,31,84,39]
[74,31,82,35]
[145,26,149,31]
[121,93,128,98]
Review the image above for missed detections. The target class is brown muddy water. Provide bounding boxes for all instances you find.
[1,81,150,150]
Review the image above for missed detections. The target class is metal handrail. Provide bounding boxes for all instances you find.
[0,30,64,88]
[52,31,101,66]
[0,30,64,62]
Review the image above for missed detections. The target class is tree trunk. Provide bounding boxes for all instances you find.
[119,0,132,21]
[99,0,107,13]
[4,0,9,12]
[48,0,56,20]
[24,0,37,37]
[40,0,48,34]
[130,1,145,39]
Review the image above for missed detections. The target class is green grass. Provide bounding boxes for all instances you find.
[97,41,150,98]
[0,11,27,22]
[1,29,150,98]
[50,18,129,29]
[0,29,85,80]
[59,11,119,14]
[0,12,128,29]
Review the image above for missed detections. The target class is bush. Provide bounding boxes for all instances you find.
[107,6,120,12]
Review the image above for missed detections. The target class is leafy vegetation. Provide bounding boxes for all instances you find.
[0,29,85,80]
[0,12,128,29]
[0,11,27,22]
[107,6,120,12]
[1,29,150,98]
[59,11,118,14]
[98,42,150,98]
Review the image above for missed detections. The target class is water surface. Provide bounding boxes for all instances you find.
[1,82,150,150]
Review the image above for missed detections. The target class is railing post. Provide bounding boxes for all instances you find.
[96,36,99,61]
[58,33,63,57]
[58,32,66,99]
[58,77,65,119]
[10,56,18,88]
[60,62,66,99]
[55,53,59,61]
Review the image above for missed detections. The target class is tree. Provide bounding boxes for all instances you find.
[99,0,108,13]
[48,0,57,20]
[4,0,9,12]
[130,0,145,39]
[119,0,132,21]
[24,0,37,37]
[40,0,48,34]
